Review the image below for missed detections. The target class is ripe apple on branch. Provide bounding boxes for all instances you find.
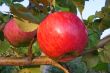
[3,11,88,62]
[37,11,88,62]
[1,11,88,73]
[3,18,37,47]
[0,0,110,72]
[1,9,110,73]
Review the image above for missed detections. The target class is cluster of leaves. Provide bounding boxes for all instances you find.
[82,0,110,72]
[0,0,110,73]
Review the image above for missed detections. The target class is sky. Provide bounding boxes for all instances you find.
[82,0,105,19]
[0,0,106,19]
[0,0,109,39]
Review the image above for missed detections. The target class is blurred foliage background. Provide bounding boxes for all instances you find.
[0,0,110,73]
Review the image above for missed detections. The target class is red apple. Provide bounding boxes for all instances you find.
[37,11,88,62]
[3,18,36,47]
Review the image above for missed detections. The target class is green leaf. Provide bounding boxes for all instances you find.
[32,42,41,56]
[99,15,110,31]
[12,0,24,2]
[108,64,110,72]
[15,42,41,56]
[0,0,2,5]
[87,29,100,49]
[99,42,110,63]
[47,0,56,7]
[55,4,69,12]
[14,18,38,32]
[19,67,40,73]
[3,0,13,6]
[0,31,4,41]
[0,66,19,73]
[95,7,110,31]
[95,11,104,18]
[0,40,17,56]
[2,15,11,23]
[105,0,110,8]
[10,4,38,23]
[85,18,101,49]
[0,40,10,54]
[66,57,87,73]
[93,62,108,71]
[41,57,87,73]
[29,0,49,14]
[34,13,46,23]
[41,65,63,73]
[83,53,99,68]
[72,0,85,14]
[0,12,11,24]
[56,0,77,13]
[87,15,96,23]
[16,47,28,56]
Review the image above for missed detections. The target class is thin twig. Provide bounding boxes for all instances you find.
[33,56,69,73]
[0,57,31,66]
[28,37,36,60]
[82,35,110,56]
[0,56,69,73]
[97,35,110,48]
[61,63,72,73]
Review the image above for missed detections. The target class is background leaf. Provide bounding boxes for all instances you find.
[10,3,39,23]
[83,53,99,68]
[0,31,4,41]
[19,67,40,73]
[14,18,38,32]
[13,0,24,2]
[72,0,85,14]
[93,62,108,71]
[105,0,110,7]
[0,66,19,73]
[32,42,41,56]
[95,7,110,31]
[0,40,10,55]
[55,0,77,13]
[41,57,87,73]
[99,42,110,63]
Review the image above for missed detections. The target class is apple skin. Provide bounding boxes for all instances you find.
[37,11,88,62]
[3,18,36,47]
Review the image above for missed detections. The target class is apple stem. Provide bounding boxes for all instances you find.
[28,37,36,60]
